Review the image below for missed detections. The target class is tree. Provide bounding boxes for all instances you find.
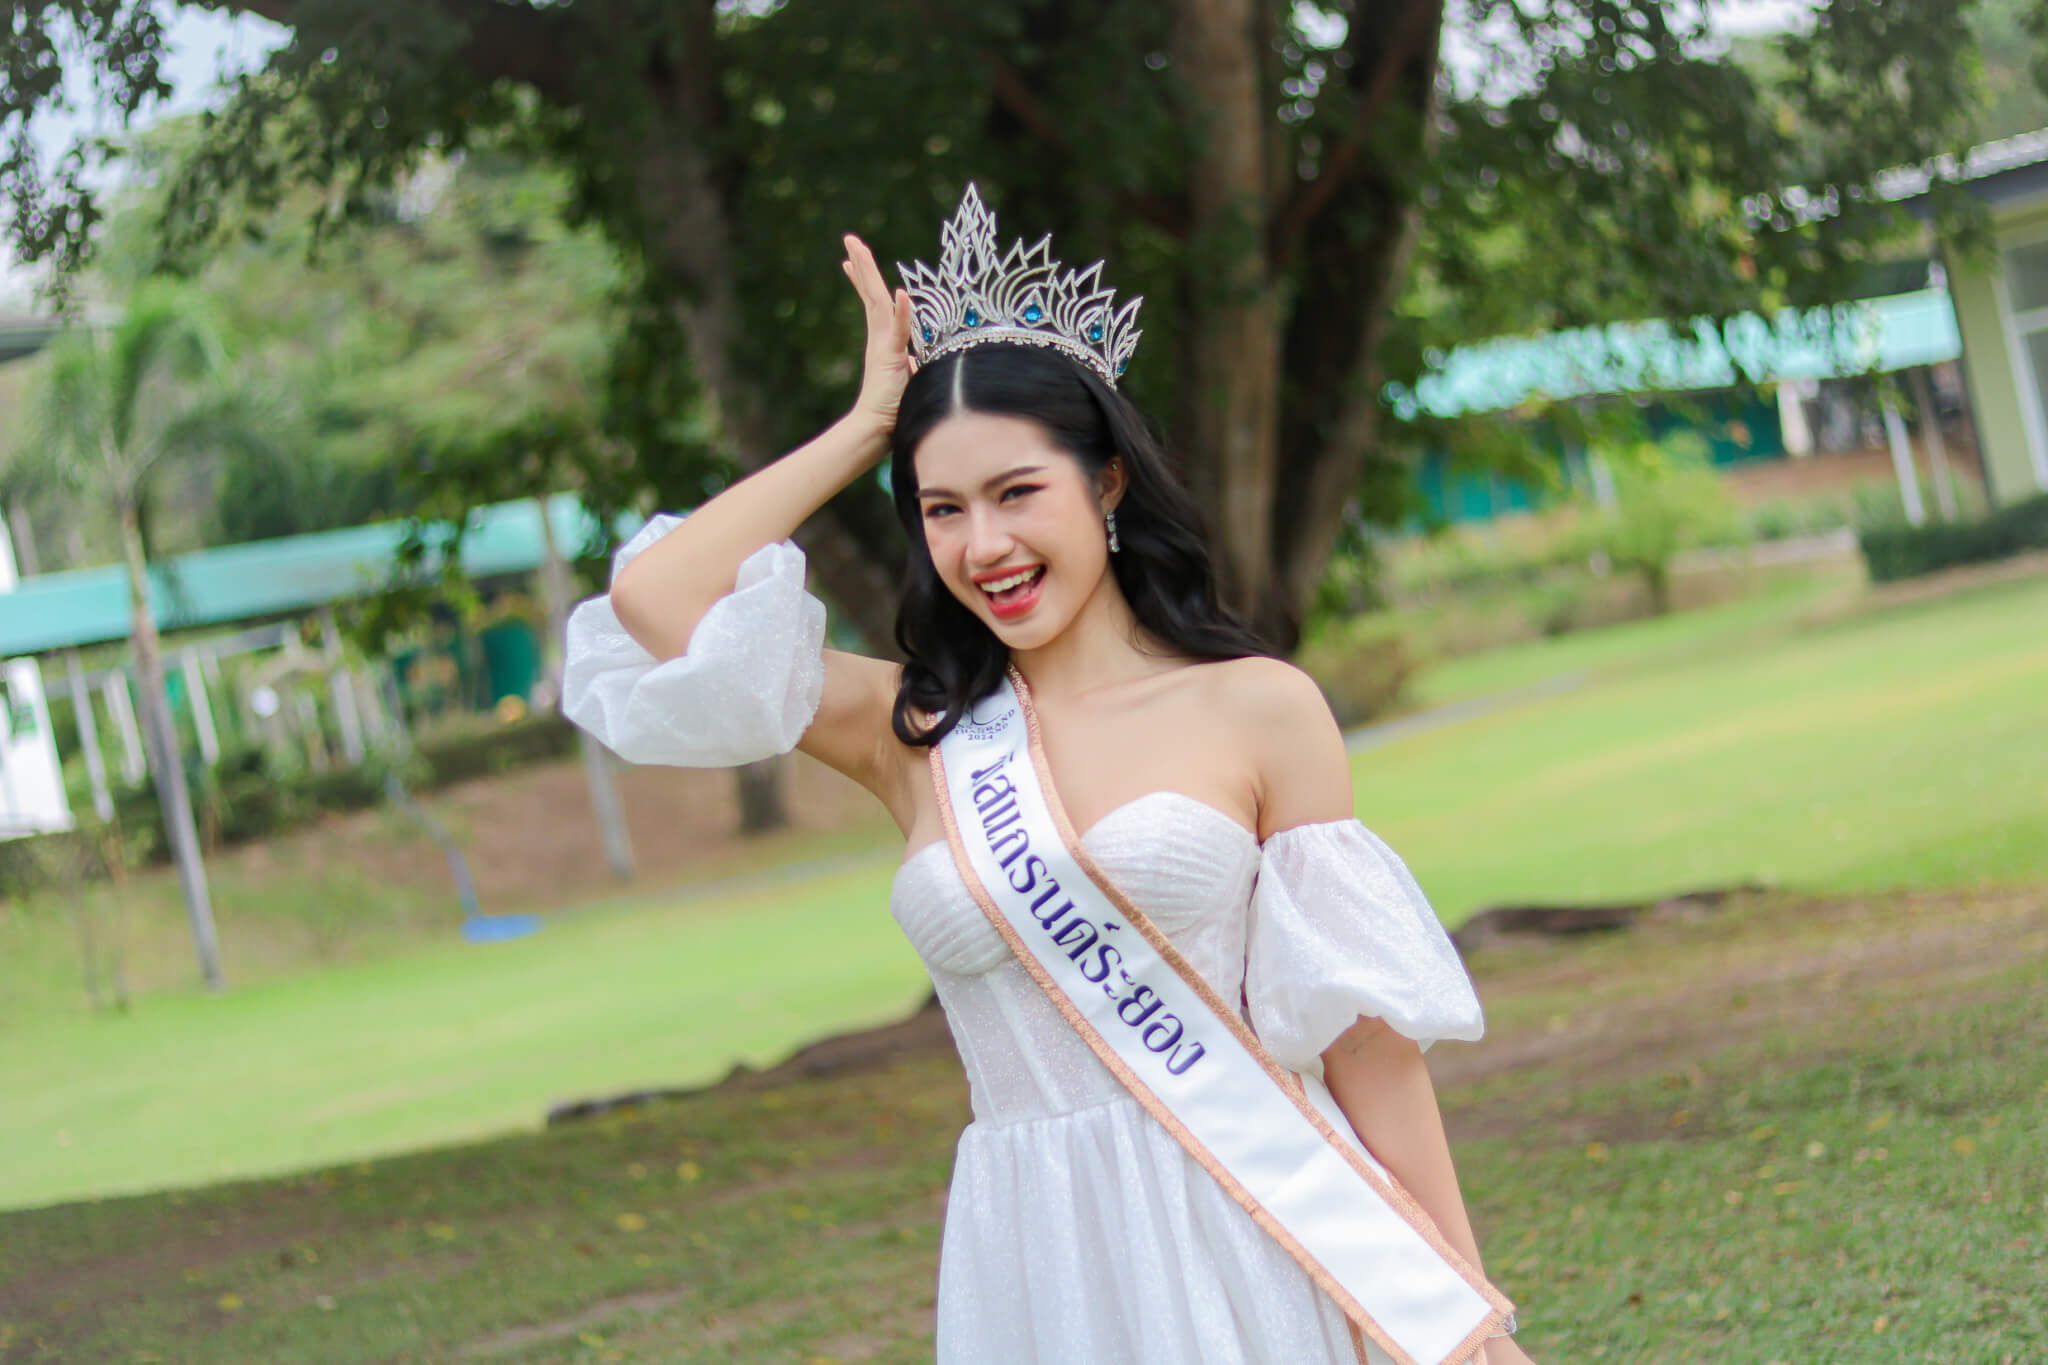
[4,1,2029,649]
[29,279,259,991]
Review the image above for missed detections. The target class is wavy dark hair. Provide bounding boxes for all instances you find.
[889,342,1269,746]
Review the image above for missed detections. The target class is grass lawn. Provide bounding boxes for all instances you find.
[3,882,2040,1363]
[1404,564,1861,708]
[0,857,927,1211]
[1361,571,2048,922]
[2,568,2043,1213]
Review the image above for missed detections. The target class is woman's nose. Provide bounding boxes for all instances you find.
[965,505,1015,564]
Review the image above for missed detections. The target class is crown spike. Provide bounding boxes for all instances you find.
[897,183,1143,387]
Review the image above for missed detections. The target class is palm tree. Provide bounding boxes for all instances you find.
[33,280,253,992]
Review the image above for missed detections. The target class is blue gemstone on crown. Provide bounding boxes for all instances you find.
[964,307,981,327]
[923,326,934,343]
[1088,324,1104,343]
[1024,304,1043,324]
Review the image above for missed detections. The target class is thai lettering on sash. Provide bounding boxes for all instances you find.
[961,742,1207,1076]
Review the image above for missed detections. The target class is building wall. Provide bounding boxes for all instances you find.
[1946,199,2048,506]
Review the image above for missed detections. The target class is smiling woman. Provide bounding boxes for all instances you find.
[561,185,1530,1364]
[888,346,1269,747]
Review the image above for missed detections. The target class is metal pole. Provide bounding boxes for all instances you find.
[319,607,366,764]
[182,649,221,765]
[1880,392,1927,528]
[105,673,147,784]
[1908,366,1960,523]
[65,650,115,822]
[538,498,634,881]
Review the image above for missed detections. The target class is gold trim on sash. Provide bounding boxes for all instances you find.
[927,665,1514,1365]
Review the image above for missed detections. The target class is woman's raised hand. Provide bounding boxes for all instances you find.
[841,233,918,439]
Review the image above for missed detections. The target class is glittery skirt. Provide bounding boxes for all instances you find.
[932,1094,1392,1364]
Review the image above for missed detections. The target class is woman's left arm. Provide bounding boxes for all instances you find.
[1242,660,1531,1365]
[1323,1023,1529,1365]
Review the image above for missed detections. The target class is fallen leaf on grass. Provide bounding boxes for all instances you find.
[615,1212,648,1232]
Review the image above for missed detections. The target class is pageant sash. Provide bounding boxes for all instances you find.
[929,668,1514,1365]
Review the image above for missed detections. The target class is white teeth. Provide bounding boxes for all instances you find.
[980,567,1041,593]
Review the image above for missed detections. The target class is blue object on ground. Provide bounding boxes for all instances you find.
[462,914,543,944]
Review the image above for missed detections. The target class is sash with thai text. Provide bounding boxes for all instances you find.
[929,667,1514,1365]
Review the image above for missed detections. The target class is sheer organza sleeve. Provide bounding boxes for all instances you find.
[1246,819,1483,1076]
[560,514,827,767]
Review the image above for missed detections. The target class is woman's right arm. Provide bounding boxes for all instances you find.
[602,235,918,807]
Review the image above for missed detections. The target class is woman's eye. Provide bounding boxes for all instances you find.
[1000,485,1039,502]
[924,504,957,520]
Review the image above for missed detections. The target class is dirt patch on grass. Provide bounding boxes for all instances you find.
[1433,883,2046,1142]
[226,749,885,915]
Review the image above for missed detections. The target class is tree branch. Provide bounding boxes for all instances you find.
[1270,0,1441,265]
[205,0,589,105]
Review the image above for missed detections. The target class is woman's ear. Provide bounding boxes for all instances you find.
[1097,459,1127,513]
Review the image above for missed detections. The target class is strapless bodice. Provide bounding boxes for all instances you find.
[890,792,1262,1124]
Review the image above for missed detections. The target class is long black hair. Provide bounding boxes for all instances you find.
[889,342,1269,746]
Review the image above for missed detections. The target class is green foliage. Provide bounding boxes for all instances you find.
[26,277,252,513]
[1857,492,2048,582]
[1295,621,1415,728]
[3,0,2031,638]
[1576,437,1744,613]
[87,130,628,554]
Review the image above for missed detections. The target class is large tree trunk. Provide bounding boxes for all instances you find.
[734,756,791,836]
[1258,0,1446,651]
[1160,0,1445,650]
[119,504,223,993]
[616,0,904,658]
[1172,0,1283,617]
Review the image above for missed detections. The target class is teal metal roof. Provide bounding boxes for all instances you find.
[1387,287,1961,421]
[0,494,639,656]
[0,313,61,366]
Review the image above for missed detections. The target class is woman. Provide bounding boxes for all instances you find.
[563,187,1533,1365]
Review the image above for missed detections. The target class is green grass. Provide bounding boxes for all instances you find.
[0,855,926,1211]
[1466,986,2045,1361]
[1362,572,2048,924]
[1405,564,1859,707]
[3,886,2039,1363]
[3,568,2044,1215]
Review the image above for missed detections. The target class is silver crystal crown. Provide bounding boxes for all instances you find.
[897,183,1142,387]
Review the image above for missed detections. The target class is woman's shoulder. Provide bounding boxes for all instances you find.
[1190,654,1335,729]
[1187,656,1352,836]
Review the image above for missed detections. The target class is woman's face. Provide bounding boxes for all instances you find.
[913,411,1121,652]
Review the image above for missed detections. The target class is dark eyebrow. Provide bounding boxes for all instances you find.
[916,465,1047,500]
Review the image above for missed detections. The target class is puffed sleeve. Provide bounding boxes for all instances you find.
[560,514,827,767]
[1246,819,1483,1077]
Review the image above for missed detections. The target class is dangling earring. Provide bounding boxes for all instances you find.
[1105,508,1121,554]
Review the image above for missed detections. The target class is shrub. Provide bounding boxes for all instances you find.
[1857,491,2048,582]
[1297,625,1417,728]
[1575,437,1743,614]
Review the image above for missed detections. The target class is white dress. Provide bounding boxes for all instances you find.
[563,521,1489,1365]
